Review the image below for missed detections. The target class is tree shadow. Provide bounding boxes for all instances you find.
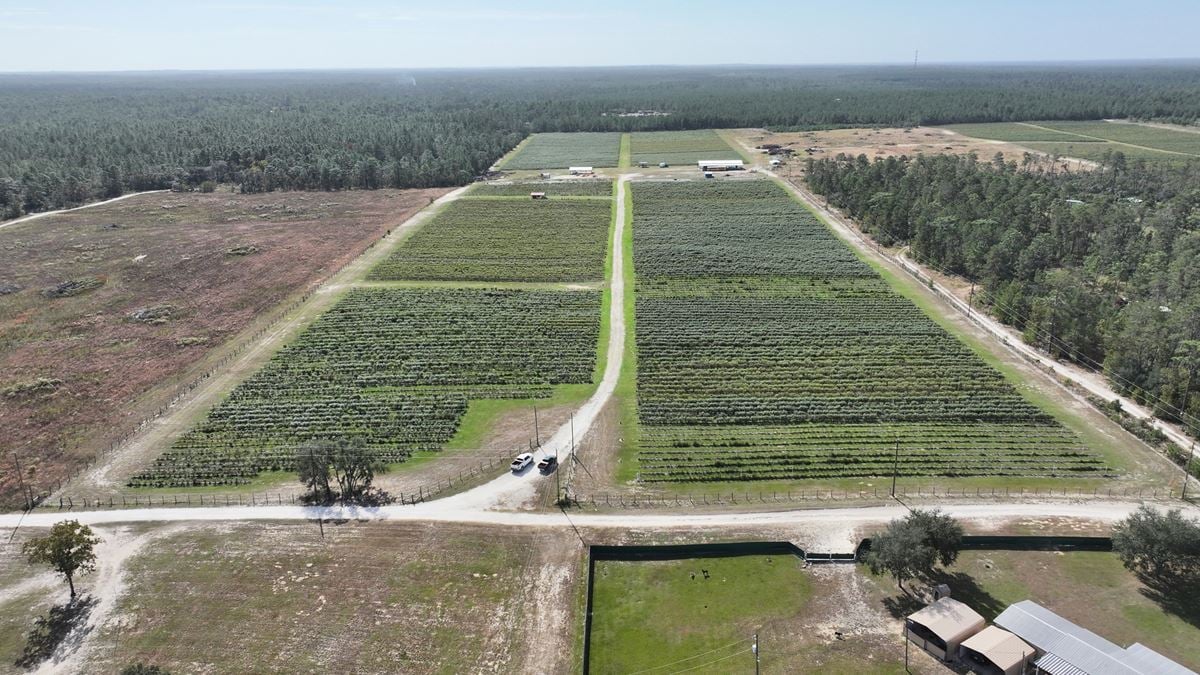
[1137,572,1200,629]
[15,595,98,670]
[879,571,1007,621]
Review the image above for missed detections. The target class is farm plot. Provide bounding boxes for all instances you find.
[467,179,612,197]
[1035,121,1200,155]
[629,129,741,165]
[368,198,611,282]
[133,287,600,487]
[630,180,1104,483]
[500,132,621,170]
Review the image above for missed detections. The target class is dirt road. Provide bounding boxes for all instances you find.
[763,167,1197,461]
[63,186,471,495]
[0,190,170,231]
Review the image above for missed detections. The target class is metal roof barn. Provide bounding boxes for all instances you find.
[906,598,987,662]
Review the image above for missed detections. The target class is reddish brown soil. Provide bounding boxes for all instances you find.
[0,189,447,506]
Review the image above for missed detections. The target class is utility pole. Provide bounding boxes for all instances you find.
[967,283,976,318]
[753,632,760,675]
[533,405,540,447]
[1184,441,1195,501]
[11,454,28,511]
[891,437,900,497]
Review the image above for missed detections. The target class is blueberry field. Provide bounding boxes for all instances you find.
[467,179,613,197]
[629,130,741,165]
[368,197,612,282]
[500,132,622,170]
[133,288,601,487]
[630,179,1106,483]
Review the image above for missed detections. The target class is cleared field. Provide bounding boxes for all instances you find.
[369,198,611,282]
[467,179,613,197]
[630,130,741,165]
[631,180,1104,483]
[500,132,621,170]
[133,288,600,487]
[863,550,1200,670]
[943,123,1095,143]
[946,121,1200,163]
[0,189,446,507]
[57,522,577,674]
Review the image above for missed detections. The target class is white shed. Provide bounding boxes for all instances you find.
[568,166,594,175]
[697,159,744,171]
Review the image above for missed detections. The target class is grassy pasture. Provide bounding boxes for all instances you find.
[369,198,611,282]
[501,132,622,170]
[863,550,1200,670]
[630,129,741,165]
[946,121,1200,164]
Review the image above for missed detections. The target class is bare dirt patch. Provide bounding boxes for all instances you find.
[734,126,1095,174]
[0,189,447,507]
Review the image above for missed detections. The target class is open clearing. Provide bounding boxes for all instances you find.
[369,195,612,282]
[500,132,622,170]
[628,179,1104,485]
[0,189,446,507]
[945,120,1200,164]
[861,549,1200,670]
[629,130,742,166]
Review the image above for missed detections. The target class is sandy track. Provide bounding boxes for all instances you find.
[62,186,469,495]
[0,190,169,231]
[764,167,1197,461]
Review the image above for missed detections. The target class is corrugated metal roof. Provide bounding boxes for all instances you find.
[996,601,1196,675]
[1122,644,1198,675]
[696,159,743,165]
[996,601,1137,674]
[960,626,1036,671]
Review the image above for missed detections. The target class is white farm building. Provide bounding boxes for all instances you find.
[697,159,744,171]
[568,166,594,175]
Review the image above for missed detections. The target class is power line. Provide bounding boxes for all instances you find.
[624,634,753,672]
[666,648,755,675]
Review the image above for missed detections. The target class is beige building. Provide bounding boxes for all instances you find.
[905,597,987,662]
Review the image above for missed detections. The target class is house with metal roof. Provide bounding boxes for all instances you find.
[905,597,987,662]
[994,600,1196,675]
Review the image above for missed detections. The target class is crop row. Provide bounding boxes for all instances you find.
[369,198,611,282]
[629,130,741,165]
[134,288,600,487]
[501,132,622,170]
[630,178,1103,482]
[468,180,613,197]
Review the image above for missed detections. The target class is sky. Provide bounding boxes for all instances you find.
[0,0,1197,72]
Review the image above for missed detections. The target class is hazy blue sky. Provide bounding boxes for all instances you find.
[1,0,1197,72]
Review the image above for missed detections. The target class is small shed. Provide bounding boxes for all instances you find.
[697,159,744,171]
[638,161,649,168]
[658,162,668,168]
[906,598,986,662]
[568,166,594,175]
[769,158,783,167]
[958,626,1035,675]
[530,192,547,200]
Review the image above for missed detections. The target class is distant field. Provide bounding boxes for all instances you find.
[946,121,1200,163]
[630,179,1103,483]
[0,189,445,506]
[467,179,613,197]
[134,287,600,487]
[589,554,813,674]
[500,132,621,170]
[629,129,741,165]
[369,198,611,282]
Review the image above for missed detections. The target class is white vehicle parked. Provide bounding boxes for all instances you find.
[510,452,534,472]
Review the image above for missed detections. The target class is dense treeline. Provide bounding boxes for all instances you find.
[4,63,1200,216]
[805,152,1200,430]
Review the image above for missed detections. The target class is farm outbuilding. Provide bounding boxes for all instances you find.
[958,626,1035,675]
[530,192,547,200]
[569,166,594,175]
[697,159,744,171]
[906,598,987,662]
[994,600,1196,675]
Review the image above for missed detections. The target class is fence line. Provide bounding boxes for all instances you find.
[18,226,401,510]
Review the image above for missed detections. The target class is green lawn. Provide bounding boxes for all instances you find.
[589,554,813,674]
[630,130,741,165]
[863,550,1200,670]
[500,132,622,170]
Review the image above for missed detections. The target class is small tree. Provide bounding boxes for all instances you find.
[296,440,335,504]
[331,438,385,503]
[23,520,101,599]
[864,509,963,592]
[121,664,170,675]
[1112,506,1200,580]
